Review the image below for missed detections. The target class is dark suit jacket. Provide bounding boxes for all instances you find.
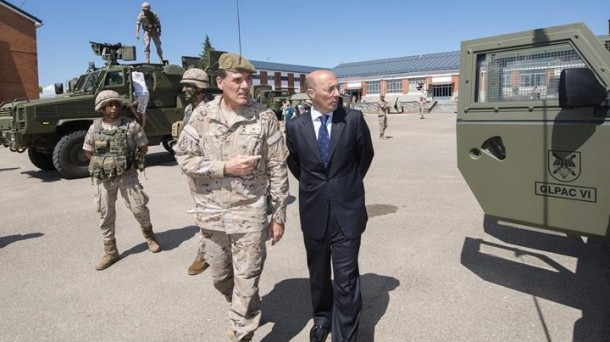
[286,107,374,240]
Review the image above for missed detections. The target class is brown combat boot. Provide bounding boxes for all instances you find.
[187,252,209,275]
[96,238,120,270]
[142,226,162,253]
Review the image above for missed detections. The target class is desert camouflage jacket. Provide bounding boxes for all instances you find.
[174,96,289,233]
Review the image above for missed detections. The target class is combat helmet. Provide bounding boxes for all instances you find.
[141,2,151,9]
[95,90,124,112]
[180,68,210,90]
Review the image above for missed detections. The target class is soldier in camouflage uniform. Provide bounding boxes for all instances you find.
[419,96,427,119]
[181,68,211,124]
[377,94,389,139]
[135,2,163,64]
[179,68,212,276]
[174,53,289,342]
[83,90,162,271]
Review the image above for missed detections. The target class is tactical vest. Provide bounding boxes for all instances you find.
[141,12,160,32]
[89,117,135,180]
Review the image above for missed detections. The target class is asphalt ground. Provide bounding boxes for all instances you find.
[1,112,609,341]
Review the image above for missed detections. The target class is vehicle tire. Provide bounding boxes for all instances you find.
[27,148,56,171]
[52,130,89,179]
[161,137,175,154]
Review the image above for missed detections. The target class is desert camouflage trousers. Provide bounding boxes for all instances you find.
[95,170,152,238]
[200,228,267,341]
[378,114,387,137]
[143,31,162,56]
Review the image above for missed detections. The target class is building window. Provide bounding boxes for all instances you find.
[432,84,453,99]
[386,79,402,94]
[408,78,425,93]
[367,81,380,94]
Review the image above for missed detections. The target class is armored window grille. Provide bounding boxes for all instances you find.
[475,43,585,103]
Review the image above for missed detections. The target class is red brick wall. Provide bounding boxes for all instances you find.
[300,74,306,92]
[287,73,294,94]
[274,72,281,89]
[0,6,39,102]
[259,71,268,85]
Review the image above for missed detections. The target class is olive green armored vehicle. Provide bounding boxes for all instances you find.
[457,23,610,236]
[252,85,291,120]
[0,42,188,179]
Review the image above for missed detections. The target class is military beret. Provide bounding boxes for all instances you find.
[218,52,256,73]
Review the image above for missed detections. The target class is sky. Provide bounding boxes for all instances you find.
[10,0,610,89]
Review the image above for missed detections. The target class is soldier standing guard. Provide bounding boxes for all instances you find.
[174,52,289,342]
[135,2,163,64]
[83,90,162,271]
[419,96,427,119]
[377,94,389,139]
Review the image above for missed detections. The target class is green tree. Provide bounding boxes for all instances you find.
[199,35,215,69]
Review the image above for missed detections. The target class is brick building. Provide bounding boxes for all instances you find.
[0,0,42,103]
[250,60,322,95]
[333,51,460,106]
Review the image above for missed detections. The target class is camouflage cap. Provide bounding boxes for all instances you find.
[141,2,151,9]
[218,52,256,74]
[95,90,124,112]
[180,68,210,89]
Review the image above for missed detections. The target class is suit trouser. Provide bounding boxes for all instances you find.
[303,212,362,342]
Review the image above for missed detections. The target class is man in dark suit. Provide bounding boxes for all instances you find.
[286,70,374,342]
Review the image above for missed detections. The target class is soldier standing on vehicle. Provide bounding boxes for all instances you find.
[178,68,212,276]
[377,94,389,139]
[83,90,162,271]
[135,2,164,64]
[174,52,289,342]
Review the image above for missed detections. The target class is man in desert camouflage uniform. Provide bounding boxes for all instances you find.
[419,96,427,119]
[83,90,162,271]
[174,52,289,342]
[177,68,212,276]
[135,2,163,64]
[377,94,389,139]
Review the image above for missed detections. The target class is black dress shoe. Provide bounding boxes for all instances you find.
[310,325,330,342]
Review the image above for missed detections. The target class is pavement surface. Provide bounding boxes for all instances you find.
[1,112,609,341]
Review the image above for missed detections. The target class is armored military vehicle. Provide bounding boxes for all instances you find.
[0,42,187,179]
[457,23,610,236]
[252,85,291,120]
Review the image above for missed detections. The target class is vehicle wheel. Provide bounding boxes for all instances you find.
[52,130,89,179]
[27,148,56,171]
[161,137,176,154]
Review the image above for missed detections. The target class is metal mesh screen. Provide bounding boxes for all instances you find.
[475,43,585,103]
